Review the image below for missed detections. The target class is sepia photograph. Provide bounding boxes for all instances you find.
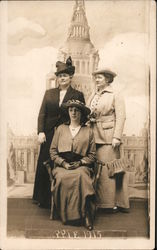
[0,0,156,249]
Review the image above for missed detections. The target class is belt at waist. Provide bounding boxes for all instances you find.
[96,114,115,123]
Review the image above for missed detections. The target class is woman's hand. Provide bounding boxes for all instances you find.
[112,138,121,148]
[89,118,96,123]
[62,161,71,170]
[88,113,97,123]
[86,117,96,127]
[69,161,81,170]
[38,132,46,144]
[62,161,81,170]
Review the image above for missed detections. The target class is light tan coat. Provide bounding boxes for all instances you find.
[87,85,126,144]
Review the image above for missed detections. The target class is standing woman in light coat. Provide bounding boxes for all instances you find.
[87,69,129,212]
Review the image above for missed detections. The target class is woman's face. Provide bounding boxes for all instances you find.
[68,106,81,124]
[57,73,72,89]
[94,74,108,89]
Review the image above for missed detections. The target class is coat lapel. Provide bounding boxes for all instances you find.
[50,87,60,107]
[62,85,74,104]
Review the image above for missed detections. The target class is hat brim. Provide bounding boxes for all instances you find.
[55,67,75,76]
[62,102,91,116]
[92,69,117,78]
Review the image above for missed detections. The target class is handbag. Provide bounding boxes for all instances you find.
[106,158,126,178]
[97,158,126,178]
[58,151,82,163]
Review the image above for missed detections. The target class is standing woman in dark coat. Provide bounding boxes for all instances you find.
[32,57,85,208]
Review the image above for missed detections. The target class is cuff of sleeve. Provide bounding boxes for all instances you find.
[78,160,82,166]
[38,131,44,135]
[113,137,121,141]
[55,158,65,166]
[80,159,87,166]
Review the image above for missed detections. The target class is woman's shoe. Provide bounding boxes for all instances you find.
[85,213,93,231]
[112,206,118,213]
[38,202,43,207]
[118,207,130,213]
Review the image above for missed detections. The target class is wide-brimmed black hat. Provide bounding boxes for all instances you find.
[62,99,91,116]
[55,56,75,76]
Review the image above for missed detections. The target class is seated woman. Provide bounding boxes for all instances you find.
[49,99,96,230]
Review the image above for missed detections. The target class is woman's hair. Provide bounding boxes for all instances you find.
[104,73,114,84]
[64,107,88,126]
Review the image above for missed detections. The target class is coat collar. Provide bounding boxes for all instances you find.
[87,85,113,107]
[96,84,113,95]
[49,85,75,106]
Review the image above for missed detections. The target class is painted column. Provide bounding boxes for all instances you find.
[76,26,78,37]
[87,61,90,74]
[95,54,99,71]
[82,60,85,74]
[30,149,34,173]
[77,60,80,74]
[80,59,83,74]
[85,60,88,75]
[15,149,18,172]
[89,54,94,74]
[24,149,27,171]
[79,26,82,37]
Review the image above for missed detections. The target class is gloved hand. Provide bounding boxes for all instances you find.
[38,132,46,144]
[69,161,82,170]
[88,113,97,123]
[62,161,71,170]
[112,138,121,148]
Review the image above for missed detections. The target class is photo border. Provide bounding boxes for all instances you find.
[0,0,156,249]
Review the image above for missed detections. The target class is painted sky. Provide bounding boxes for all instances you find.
[6,0,150,135]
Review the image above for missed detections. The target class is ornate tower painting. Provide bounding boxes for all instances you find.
[47,0,99,100]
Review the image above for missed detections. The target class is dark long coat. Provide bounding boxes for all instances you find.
[32,85,85,208]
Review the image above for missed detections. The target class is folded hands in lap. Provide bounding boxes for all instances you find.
[62,161,81,170]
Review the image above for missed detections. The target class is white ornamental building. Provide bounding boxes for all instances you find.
[46,0,99,100]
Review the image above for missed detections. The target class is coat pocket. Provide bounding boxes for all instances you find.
[102,121,115,129]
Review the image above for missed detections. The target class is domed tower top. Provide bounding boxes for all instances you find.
[68,0,90,41]
[58,0,99,69]
[47,0,99,100]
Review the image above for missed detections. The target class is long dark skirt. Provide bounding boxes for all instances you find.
[32,131,54,208]
[96,144,129,209]
[52,166,95,223]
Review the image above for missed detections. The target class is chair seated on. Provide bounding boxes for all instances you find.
[43,159,102,220]
[43,159,55,219]
[43,159,54,182]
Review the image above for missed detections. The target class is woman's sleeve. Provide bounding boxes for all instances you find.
[49,127,65,166]
[113,92,126,140]
[37,91,47,134]
[81,129,96,166]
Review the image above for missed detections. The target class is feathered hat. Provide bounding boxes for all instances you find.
[55,56,75,76]
[62,99,91,116]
